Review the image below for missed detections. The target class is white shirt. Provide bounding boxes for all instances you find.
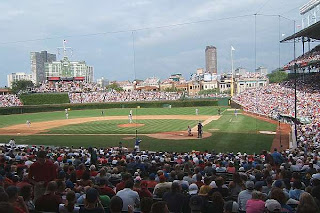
[116,188,140,211]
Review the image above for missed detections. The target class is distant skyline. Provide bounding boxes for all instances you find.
[0,0,313,87]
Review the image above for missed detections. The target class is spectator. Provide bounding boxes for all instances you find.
[150,201,169,213]
[110,196,123,213]
[163,182,188,213]
[79,188,104,213]
[265,199,282,213]
[116,180,140,212]
[59,190,80,213]
[238,181,254,212]
[224,201,239,213]
[28,150,57,201]
[246,191,265,213]
[296,192,320,213]
[35,181,62,212]
[189,195,203,213]
[140,197,153,213]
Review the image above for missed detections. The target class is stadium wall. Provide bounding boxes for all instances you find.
[0,98,229,115]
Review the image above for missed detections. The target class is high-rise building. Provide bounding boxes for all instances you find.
[205,46,217,74]
[31,51,56,84]
[7,72,33,88]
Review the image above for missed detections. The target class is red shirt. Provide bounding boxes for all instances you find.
[99,186,116,197]
[116,181,125,192]
[29,160,57,183]
[147,180,157,189]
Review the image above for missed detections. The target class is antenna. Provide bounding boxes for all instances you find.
[57,39,73,60]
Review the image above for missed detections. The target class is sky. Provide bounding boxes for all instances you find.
[0,0,314,87]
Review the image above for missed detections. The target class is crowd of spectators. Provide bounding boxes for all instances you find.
[0,94,23,107]
[284,45,320,69]
[0,138,319,213]
[31,81,105,93]
[68,91,182,104]
[233,74,320,150]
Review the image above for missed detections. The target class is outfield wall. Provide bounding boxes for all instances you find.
[0,98,230,115]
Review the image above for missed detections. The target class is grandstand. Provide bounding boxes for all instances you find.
[1,2,320,213]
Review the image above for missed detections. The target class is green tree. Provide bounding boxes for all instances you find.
[106,83,123,92]
[267,69,288,83]
[11,80,34,94]
[198,88,220,95]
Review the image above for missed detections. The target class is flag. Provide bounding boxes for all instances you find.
[281,33,286,37]
[231,46,235,51]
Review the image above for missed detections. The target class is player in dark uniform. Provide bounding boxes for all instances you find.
[197,122,203,138]
[134,138,141,152]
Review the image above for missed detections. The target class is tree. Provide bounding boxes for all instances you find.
[11,80,34,94]
[267,69,288,83]
[198,88,219,95]
[106,82,123,92]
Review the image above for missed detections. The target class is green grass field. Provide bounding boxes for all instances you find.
[0,106,277,153]
[47,119,199,134]
[0,106,222,128]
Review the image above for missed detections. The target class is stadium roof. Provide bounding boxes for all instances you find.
[280,21,320,42]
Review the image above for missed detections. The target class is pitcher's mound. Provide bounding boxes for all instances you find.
[118,123,145,128]
[148,131,211,140]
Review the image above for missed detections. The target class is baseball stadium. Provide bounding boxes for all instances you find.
[1,1,320,213]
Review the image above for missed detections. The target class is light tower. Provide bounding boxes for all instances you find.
[57,40,73,59]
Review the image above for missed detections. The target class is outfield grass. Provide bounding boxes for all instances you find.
[204,112,276,133]
[0,107,277,153]
[47,119,199,134]
[0,132,274,154]
[0,106,225,128]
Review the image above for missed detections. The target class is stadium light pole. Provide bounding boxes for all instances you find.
[293,20,298,146]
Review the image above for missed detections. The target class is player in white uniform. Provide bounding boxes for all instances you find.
[195,108,199,115]
[128,113,133,123]
[65,109,69,119]
[26,120,31,127]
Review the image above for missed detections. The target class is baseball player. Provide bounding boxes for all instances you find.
[128,111,133,123]
[197,121,203,138]
[195,108,199,115]
[65,108,69,119]
[187,126,193,136]
[234,109,238,118]
[26,120,31,127]
[134,138,141,152]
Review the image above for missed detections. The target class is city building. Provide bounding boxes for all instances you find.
[197,68,204,75]
[118,81,135,92]
[136,77,160,91]
[45,56,94,83]
[201,80,218,91]
[96,77,109,88]
[7,72,33,88]
[235,67,247,76]
[235,77,268,94]
[31,51,56,84]
[255,66,268,76]
[160,80,174,91]
[218,74,233,93]
[188,81,201,96]
[300,0,320,29]
[205,46,218,74]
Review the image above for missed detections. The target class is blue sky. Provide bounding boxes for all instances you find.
[0,0,312,87]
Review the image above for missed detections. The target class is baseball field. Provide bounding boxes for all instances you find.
[0,106,285,153]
